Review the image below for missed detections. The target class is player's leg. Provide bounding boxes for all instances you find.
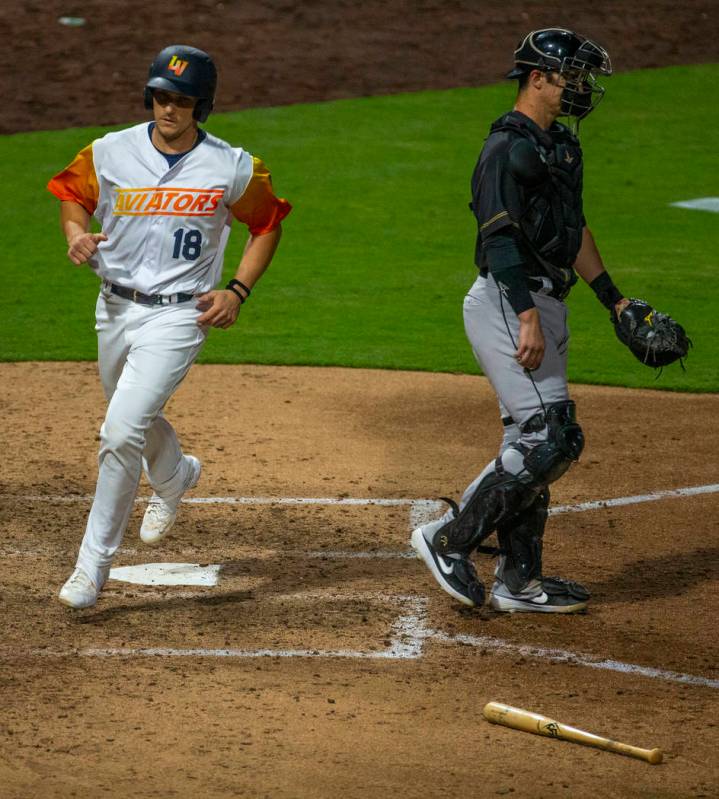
[412,275,586,610]
[412,274,560,607]
[140,415,202,545]
[94,288,131,401]
[498,399,522,454]
[60,298,206,608]
[59,290,132,608]
[93,288,191,502]
[465,278,586,610]
[487,296,587,611]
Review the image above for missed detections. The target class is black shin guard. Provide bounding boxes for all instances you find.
[434,401,583,558]
[495,489,550,593]
[433,469,540,556]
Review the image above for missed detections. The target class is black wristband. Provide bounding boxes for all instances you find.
[589,271,623,310]
[225,279,251,303]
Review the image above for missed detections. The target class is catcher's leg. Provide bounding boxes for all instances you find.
[434,400,584,555]
[495,488,550,593]
[416,399,585,609]
[489,488,590,613]
[411,438,539,609]
[412,277,576,609]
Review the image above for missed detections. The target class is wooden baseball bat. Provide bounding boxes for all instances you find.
[482,701,663,765]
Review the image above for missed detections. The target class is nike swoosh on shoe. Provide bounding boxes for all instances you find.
[529,592,549,605]
[437,555,456,576]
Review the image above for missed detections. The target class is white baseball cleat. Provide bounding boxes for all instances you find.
[140,455,201,545]
[58,567,108,609]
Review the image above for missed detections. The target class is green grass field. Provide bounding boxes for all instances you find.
[1,64,716,391]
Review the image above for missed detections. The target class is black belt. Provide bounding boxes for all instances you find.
[106,282,194,306]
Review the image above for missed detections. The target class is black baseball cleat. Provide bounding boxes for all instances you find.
[411,522,485,607]
[489,575,589,613]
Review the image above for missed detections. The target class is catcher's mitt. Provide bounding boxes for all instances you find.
[613,299,691,368]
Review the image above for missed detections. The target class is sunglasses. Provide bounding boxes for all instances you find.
[152,90,196,109]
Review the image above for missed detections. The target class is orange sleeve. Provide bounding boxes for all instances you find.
[230,157,292,235]
[47,144,99,214]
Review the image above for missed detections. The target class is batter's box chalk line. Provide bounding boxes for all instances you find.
[17,588,719,690]
[8,481,719,523]
[3,484,718,687]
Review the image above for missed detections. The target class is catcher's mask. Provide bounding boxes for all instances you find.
[507,28,612,120]
[144,44,217,123]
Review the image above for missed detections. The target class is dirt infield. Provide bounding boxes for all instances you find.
[0,362,717,798]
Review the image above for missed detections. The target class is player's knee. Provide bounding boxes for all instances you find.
[522,401,584,485]
[99,417,145,455]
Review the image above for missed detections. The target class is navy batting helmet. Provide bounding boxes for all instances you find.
[507,28,611,119]
[143,45,217,123]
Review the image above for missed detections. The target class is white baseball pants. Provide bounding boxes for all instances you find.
[76,288,206,587]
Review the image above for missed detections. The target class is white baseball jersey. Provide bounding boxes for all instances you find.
[48,122,291,295]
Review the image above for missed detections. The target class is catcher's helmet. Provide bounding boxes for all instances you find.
[143,45,217,122]
[507,28,612,119]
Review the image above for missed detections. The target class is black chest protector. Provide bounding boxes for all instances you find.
[493,114,584,291]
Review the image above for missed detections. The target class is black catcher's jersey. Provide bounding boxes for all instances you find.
[471,110,585,293]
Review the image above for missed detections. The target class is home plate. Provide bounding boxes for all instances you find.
[109,562,221,586]
[670,197,719,213]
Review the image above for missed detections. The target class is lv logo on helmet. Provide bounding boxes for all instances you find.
[168,55,189,76]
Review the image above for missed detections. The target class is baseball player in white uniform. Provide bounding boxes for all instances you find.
[48,45,291,609]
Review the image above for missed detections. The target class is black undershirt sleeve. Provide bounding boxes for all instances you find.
[484,230,535,315]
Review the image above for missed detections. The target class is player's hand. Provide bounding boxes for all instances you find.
[614,297,631,318]
[67,232,107,265]
[195,290,242,329]
[516,307,545,371]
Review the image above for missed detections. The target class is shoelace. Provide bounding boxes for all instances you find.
[145,499,170,518]
[68,571,92,588]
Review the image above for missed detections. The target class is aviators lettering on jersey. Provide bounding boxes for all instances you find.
[113,187,223,216]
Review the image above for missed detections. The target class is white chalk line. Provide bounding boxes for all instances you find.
[3,482,717,561]
[5,494,417,506]
[5,481,718,520]
[3,486,718,687]
[0,546,416,560]
[549,483,719,516]
[427,631,719,690]
[16,589,718,689]
[25,593,427,662]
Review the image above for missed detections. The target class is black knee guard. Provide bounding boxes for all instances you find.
[495,489,550,593]
[433,469,540,556]
[523,401,584,485]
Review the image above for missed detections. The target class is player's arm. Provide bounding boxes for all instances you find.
[60,201,107,266]
[48,143,105,266]
[473,141,545,370]
[483,231,545,371]
[233,226,282,289]
[196,155,291,329]
[574,226,629,317]
[196,227,282,329]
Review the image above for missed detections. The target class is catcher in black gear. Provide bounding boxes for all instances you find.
[411,27,690,615]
